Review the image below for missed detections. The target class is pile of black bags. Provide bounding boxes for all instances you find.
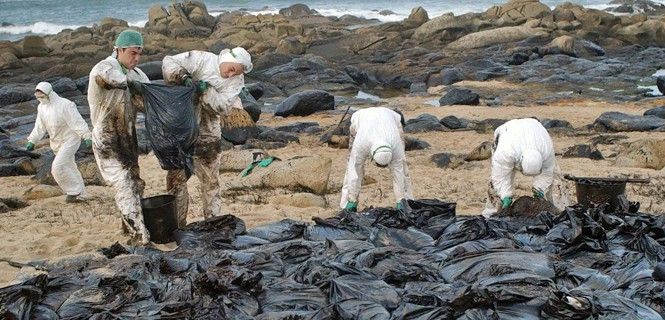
[2,197,665,319]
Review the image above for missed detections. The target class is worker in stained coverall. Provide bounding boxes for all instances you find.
[87,30,151,244]
[162,47,253,227]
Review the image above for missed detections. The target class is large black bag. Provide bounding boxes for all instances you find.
[142,83,198,176]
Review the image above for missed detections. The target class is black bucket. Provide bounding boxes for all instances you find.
[141,195,177,244]
[572,178,626,211]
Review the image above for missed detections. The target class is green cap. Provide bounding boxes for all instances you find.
[114,29,143,48]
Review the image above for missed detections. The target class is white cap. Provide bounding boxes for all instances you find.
[372,145,393,166]
[218,47,253,73]
[521,149,543,176]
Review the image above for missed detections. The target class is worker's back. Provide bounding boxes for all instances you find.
[350,107,402,155]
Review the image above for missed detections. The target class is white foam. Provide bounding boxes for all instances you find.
[0,21,83,36]
[653,69,665,77]
[129,20,148,27]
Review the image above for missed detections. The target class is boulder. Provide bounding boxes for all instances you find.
[219,149,267,173]
[657,76,665,96]
[231,156,332,194]
[137,61,164,81]
[439,88,480,106]
[0,84,35,107]
[615,139,665,170]
[441,68,465,85]
[473,119,508,133]
[539,35,576,57]
[240,91,262,123]
[21,36,50,57]
[594,111,665,132]
[465,141,493,161]
[404,7,429,28]
[270,193,327,208]
[404,136,431,151]
[75,76,89,93]
[279,4,318,18]
[562,144,604,160]
[276,37,306,55]
[0,157,37,177]
[99,17,129,31]
[220,108,259,145]
[275,122,319,133]
[258,128,299,144]
[541,119,573,129]
[49,78,80,98]
[485,0,552,22]
[447,25,549,50]
[409,82,427,94]
[404,114,447,133]
[614,20,665,46]
[23,184,63,200]
[440,115,469,130]
[412,13,479,42]
[275,90,335,117]
[431,153,465,169]
[0,52,22,70]
[644,106,665,119]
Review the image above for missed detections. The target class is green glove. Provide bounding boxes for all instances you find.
[84,139,92,148]
[345,201,358,212]
[533,188,545,199]
[501,196,513,209]
[396,202,403,210]
[196,80,208,93]
[183,77,193,87]
[127,80,143,95]
[258,157,276,168]
[25,142,34,151]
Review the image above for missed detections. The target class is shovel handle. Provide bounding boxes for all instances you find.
[564,174,650,184]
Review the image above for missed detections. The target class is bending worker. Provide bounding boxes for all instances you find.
[340,107,413,212]
[27,82,92,203]
[483,118,556,217]
[162,47,253,227]
[88,30,150,244]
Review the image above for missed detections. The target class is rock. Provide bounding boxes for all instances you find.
[21,36,50,57]
[379,10,396,16]
[440,115,469,130]
[589,134,629,146]
[220,108,259,145]
[439,88,480,106]
[404,114,447,133]
[241,94,262,123]
[575,40,605,57]
[276,37,306,55]
[405,7,429,28]
[539,35,576,57]
[232,156,332,194]
[148,5,169,26]
[473,119,508,133]
[657,76,665,96]
[563,144,604,160]
[594,111,665,132]
[275,90,335,117]
[431,153,465,169]
[0,84,35,107]
[270,193,327,208]
[246,83,265,100]
[509,52,531,65]
[485,0,552,22]
[35,152,104,186]
[409,82,427,94]
[447,25,549,50]
[49,78,80,98]
[616,139,665,170]
[644,106,665,119]
[258,128,299,144]
[0,198,28,214]
[541,119,573,129]
[441,68,464,85]
[219,149,267,173]
[404,136,430,151]
[75,76,89,93]
[614,20,665,46]
[608,0,665,15]
[279,4,318,18]
[275,122,319,133]
[99,17,129,31]
[241,139,287,150]
[412,13,479,42]
[0,52,22,70]
[137,61,163,81]
[0,157,37,177]
[23,184,63,200]
[465,141,493,161]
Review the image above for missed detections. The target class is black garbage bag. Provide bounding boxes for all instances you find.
[232,235,271,250]
[174,215,246,249]
[435,217,502,250]
[541,288,595,319]
[353,247,442,286]
[142,83,198,176]
[246,219,307,242]
[440,250,555,284]
[0,274,48,320]
[334,299,390,320]
[593,291,663,319]
[390,303,453,320]
[258,278,328,313]
[370,226,435,250]
[329,275,401,310]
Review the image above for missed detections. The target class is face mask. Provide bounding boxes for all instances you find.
[36,96,49,104]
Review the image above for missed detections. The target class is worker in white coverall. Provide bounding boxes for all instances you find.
[483,118,556,217]
[162,47,252,227]
[340,107,413,212]
[27,82,92,203]
[87,30,150,244]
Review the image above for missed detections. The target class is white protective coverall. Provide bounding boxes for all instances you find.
[162,50,245,226]
[88,56,150,243]
[483,118,556,217]
[28,82,91,197]
[340,107,413,209]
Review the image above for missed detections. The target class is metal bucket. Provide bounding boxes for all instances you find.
[141,195,177,244]
[573,178,626,211]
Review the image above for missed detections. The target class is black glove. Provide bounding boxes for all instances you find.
[128,80,144,95]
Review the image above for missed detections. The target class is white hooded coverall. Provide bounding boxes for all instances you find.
[340,107,413,209]
[88,56,150,243]
[28,82,91,197]
[483,118,556,217]
[162,50,245,226]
